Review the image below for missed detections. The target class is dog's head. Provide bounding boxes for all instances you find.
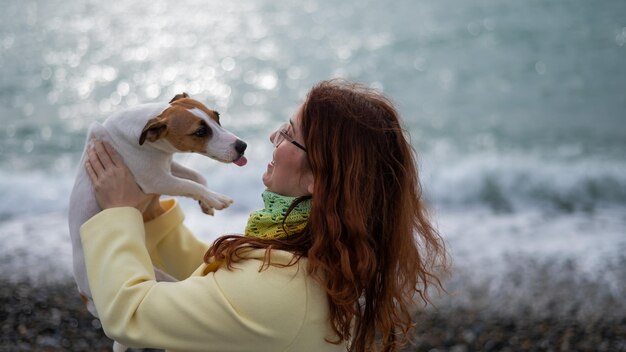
[139,93,247,166]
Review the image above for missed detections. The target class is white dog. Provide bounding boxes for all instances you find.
[68,93,247,351]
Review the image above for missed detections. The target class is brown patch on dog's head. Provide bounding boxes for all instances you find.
[169,96,221,125]
[138,94,219,152]
[159,107,213,152]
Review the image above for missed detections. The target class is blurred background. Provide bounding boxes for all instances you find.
[1,0,625,350]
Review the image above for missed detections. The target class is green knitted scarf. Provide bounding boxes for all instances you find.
[244,190,311,239]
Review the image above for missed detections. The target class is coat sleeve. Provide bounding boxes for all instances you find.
[142,199,210,280]
[80,207,304,351]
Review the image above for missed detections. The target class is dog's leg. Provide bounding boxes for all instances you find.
[141,176,233,215]
[171,162,213,213]
[171,161,207,186]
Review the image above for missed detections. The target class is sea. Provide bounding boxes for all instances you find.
[1,0,625,321]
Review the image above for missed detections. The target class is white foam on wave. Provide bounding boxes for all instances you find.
[420,150,626,211]
[434,207,626,319]
[0,211,73,284]
[0,170,75,220]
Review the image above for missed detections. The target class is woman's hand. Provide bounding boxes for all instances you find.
[85,140,163,220]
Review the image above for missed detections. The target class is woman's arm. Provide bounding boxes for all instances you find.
[85,140,208,279]
[80,207,295,351]
[143,198,210,279]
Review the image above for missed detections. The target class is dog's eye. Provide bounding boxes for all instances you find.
[194,126,209,137]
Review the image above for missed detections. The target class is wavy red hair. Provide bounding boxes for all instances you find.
[205,79,447,351]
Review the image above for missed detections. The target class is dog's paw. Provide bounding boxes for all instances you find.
[198,194,233,215]
[199,201,215,216]
[214,194,234,208]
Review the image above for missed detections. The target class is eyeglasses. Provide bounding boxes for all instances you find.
[272,123,307,152]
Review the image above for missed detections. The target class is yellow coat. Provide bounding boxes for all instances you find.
[80,199,347,352]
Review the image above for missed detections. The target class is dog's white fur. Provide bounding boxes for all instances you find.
[68,96,245,351]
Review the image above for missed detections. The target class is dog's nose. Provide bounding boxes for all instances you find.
[234,140,247,155]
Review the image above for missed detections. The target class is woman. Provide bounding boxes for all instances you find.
[82,79,447,351]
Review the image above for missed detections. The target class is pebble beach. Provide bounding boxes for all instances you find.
[2,279,624,351]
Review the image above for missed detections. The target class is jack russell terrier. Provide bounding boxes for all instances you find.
[68,93,247,352]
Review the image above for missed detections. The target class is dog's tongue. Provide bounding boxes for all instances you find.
[234,156,247,167]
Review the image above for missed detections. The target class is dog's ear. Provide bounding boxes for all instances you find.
[169,92,189,103]
[139,117,168,145]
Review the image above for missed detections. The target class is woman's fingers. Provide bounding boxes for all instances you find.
[87,144,105,176]
[94,140,115,168]
[86,139,125,176]
[102,140,124,167]
[85,160,98,181]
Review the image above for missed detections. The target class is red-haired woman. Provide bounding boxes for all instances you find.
[82,79,447,351]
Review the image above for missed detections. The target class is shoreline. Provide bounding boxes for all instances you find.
[1,279,624,351]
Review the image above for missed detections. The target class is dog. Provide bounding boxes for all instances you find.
[68,93,247,351]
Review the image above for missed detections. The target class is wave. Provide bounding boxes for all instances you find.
[422,152,626,213]
[1,151,625,221]
[0,171,74,221]
[0,151,267,221]
[3,152,625,223]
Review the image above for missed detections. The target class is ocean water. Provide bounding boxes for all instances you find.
[1,0,625,320]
